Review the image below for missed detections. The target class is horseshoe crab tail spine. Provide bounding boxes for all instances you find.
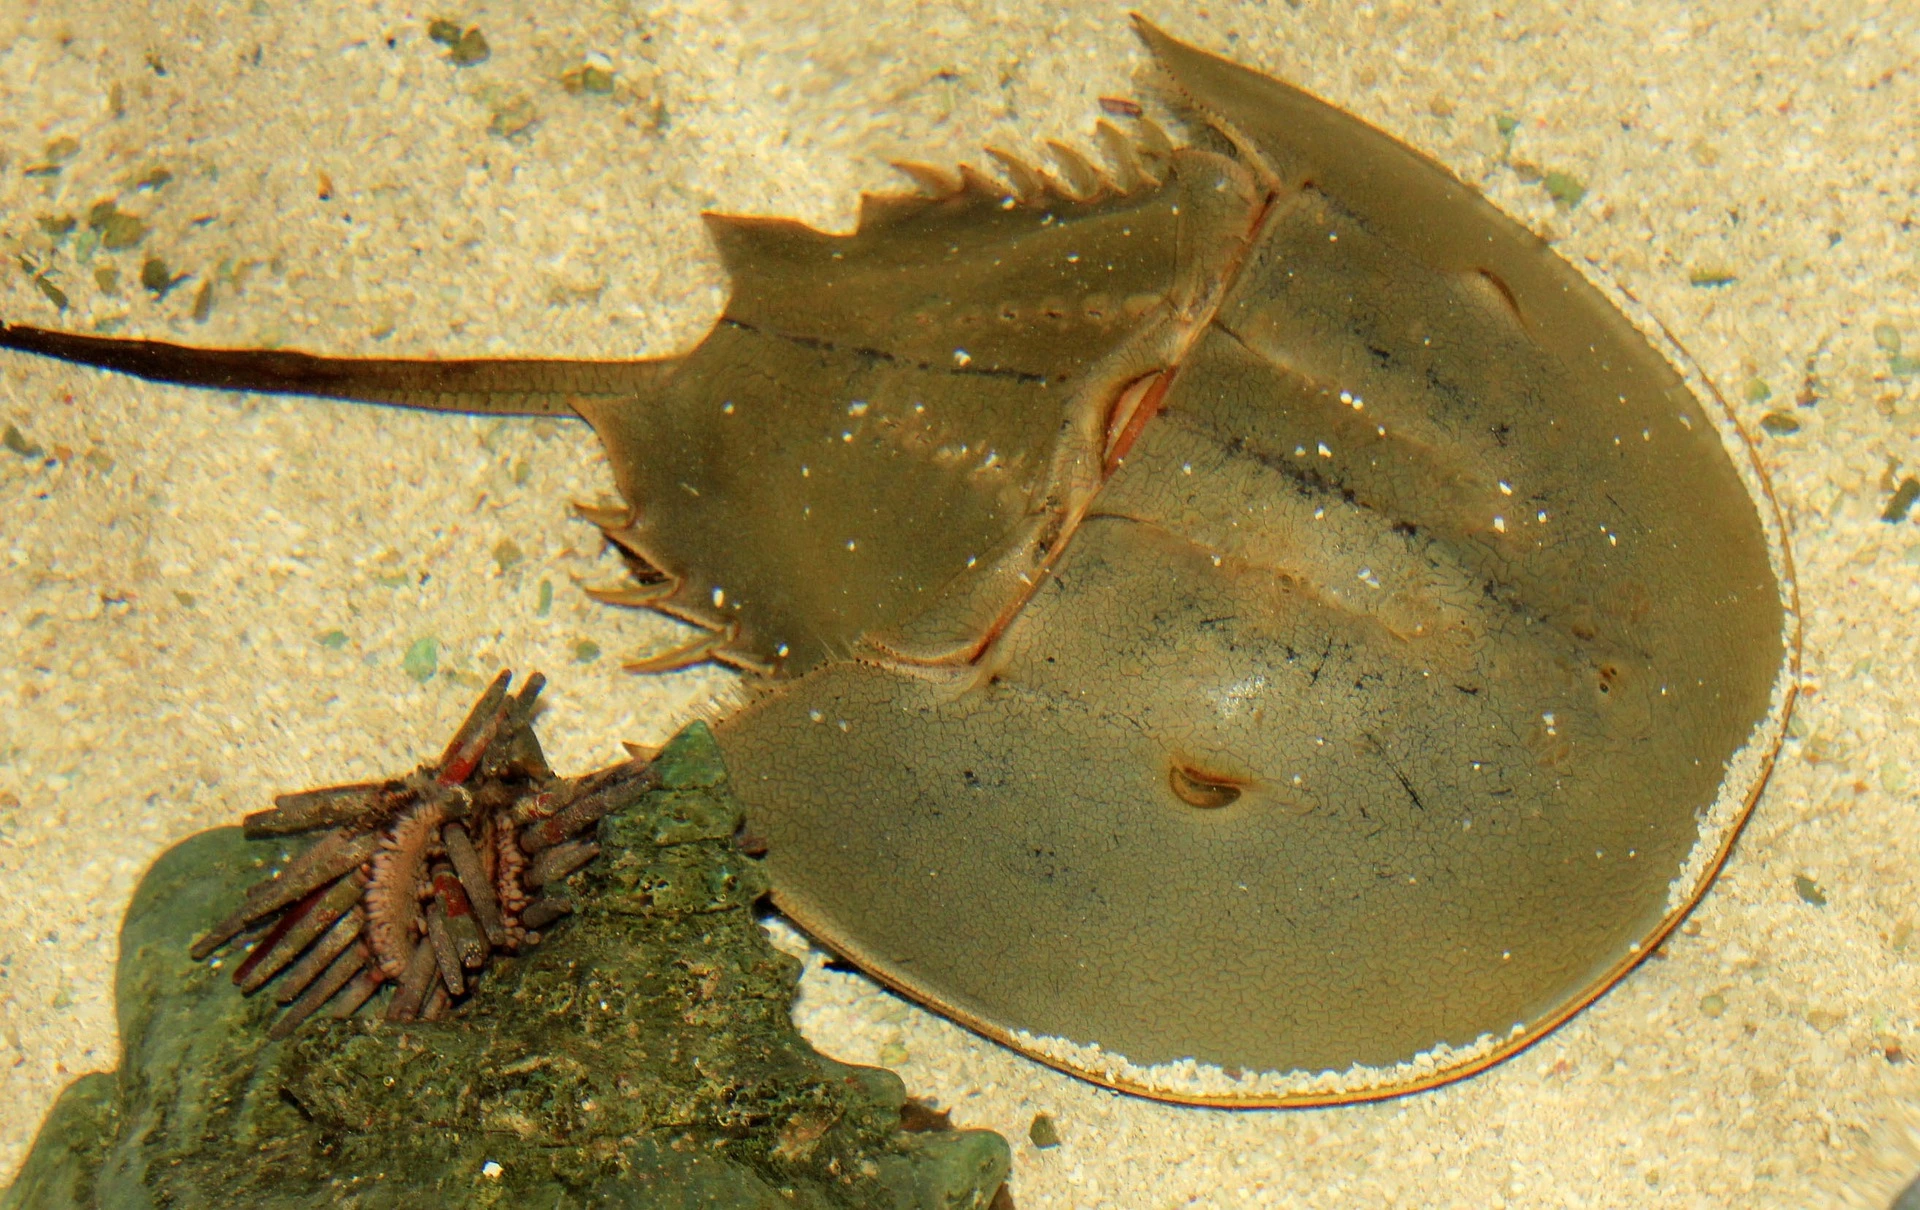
[0,320,682,419]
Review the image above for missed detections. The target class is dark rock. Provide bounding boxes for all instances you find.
[3,723,1009,1209]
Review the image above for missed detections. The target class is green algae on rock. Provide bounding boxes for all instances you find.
[0,722,1009,1210]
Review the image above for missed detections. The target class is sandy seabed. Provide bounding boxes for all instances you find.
[2,1,1917,1206]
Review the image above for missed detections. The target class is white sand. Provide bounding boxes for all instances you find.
[2,1,1917,1205]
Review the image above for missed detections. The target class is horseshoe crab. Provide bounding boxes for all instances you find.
[0,18,1796,1105]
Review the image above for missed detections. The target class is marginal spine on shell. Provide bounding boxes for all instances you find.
[189,670,659,1035]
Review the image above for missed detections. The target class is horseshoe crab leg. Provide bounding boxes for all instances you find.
[583,580,678,608]
[621,626,736,675]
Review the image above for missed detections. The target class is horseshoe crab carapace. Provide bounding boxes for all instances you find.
[0,18,1796,1105]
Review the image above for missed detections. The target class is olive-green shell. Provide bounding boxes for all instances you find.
[701,21,1789,1102]
[0,19,1793,1106]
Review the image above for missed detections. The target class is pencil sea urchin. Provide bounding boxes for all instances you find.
[189,671,652,1036]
